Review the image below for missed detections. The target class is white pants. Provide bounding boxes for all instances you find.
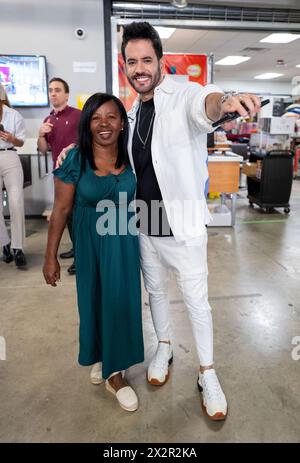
[0,151,25,249]
[139,232,213,366]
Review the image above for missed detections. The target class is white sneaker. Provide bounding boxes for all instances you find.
[198,369,227,421]
[147,343,173,386]
[90,362,104,385]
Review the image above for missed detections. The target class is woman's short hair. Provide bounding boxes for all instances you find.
[78,93,128,170]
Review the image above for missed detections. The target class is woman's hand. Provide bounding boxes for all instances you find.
[43,257,61,287]
[55,143,76,168]
[0,129,14,144]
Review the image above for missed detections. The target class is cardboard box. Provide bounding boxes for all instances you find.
[258,117,295,134]
[242,162,257,177]
[207,204,232,227]
[250,132,291,153]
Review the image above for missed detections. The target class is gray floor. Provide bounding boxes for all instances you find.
[1,179,300,443]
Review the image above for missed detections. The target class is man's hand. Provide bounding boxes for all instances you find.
[55,143,75,168]
[220,93,262,119]
[206,92,262,122]
[220,120,237,132]
[38,118,53,137]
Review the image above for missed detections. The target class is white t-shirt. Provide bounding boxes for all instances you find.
[0,104,26,149]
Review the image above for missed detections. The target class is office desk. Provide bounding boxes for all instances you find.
[208,153,243,226]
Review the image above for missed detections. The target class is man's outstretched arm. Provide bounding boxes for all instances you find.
[205,92,262,123]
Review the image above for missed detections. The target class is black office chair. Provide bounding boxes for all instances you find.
[19,155,32,188]
[230,143,250,160]
[247,150,293,213]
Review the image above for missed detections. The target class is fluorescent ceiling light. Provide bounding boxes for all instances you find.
[215,55,251,66]
[296,64,300,68]
[154,27,176,39]
[260,33,300,44]
[254,73,283,80]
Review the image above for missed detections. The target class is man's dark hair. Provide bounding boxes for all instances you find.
[121,22,163,61]
[78,93,128,170]
[49,77,69,93]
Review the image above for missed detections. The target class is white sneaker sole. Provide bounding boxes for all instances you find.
[147,355,173,386]
[197,382,227,421]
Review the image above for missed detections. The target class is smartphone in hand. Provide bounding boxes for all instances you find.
[0,123,4,132]
[212,99,270,128]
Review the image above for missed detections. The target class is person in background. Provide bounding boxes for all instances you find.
[0,83,27,267]
[38,77,81,275]
[43,93,144,412]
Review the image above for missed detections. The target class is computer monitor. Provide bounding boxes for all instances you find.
[0,54,49,107]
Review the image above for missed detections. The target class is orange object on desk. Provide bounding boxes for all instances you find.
[208,162,240,193]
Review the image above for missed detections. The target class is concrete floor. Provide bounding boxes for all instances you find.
[0,179,300,443]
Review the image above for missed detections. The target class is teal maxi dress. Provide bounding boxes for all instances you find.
[53,148,144,379]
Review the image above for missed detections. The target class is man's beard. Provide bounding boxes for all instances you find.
[127,66,162,95]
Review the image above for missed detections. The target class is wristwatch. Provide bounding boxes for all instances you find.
[220,92,237,104]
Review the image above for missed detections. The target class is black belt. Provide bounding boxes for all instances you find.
[0,147,16,151]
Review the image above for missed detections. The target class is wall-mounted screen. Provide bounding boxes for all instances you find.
[0,55,49,107]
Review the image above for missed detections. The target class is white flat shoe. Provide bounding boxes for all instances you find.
[90,362,104,385]
[105,380,138,412]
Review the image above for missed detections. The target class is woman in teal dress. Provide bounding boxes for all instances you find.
[43,93,144,412]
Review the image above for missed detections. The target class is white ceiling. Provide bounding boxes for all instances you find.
[117,0,300,84]
[117,26,300,83]
[160,28,300,82]
[116,1,300,83]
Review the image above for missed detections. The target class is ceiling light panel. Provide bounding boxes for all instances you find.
[154,27,176,39]
[215,56,251,66]
[260,33,300,44]
[254,73,284,79]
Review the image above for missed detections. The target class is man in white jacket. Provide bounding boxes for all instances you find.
[58,22,262,421]
[120,22,261,421]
